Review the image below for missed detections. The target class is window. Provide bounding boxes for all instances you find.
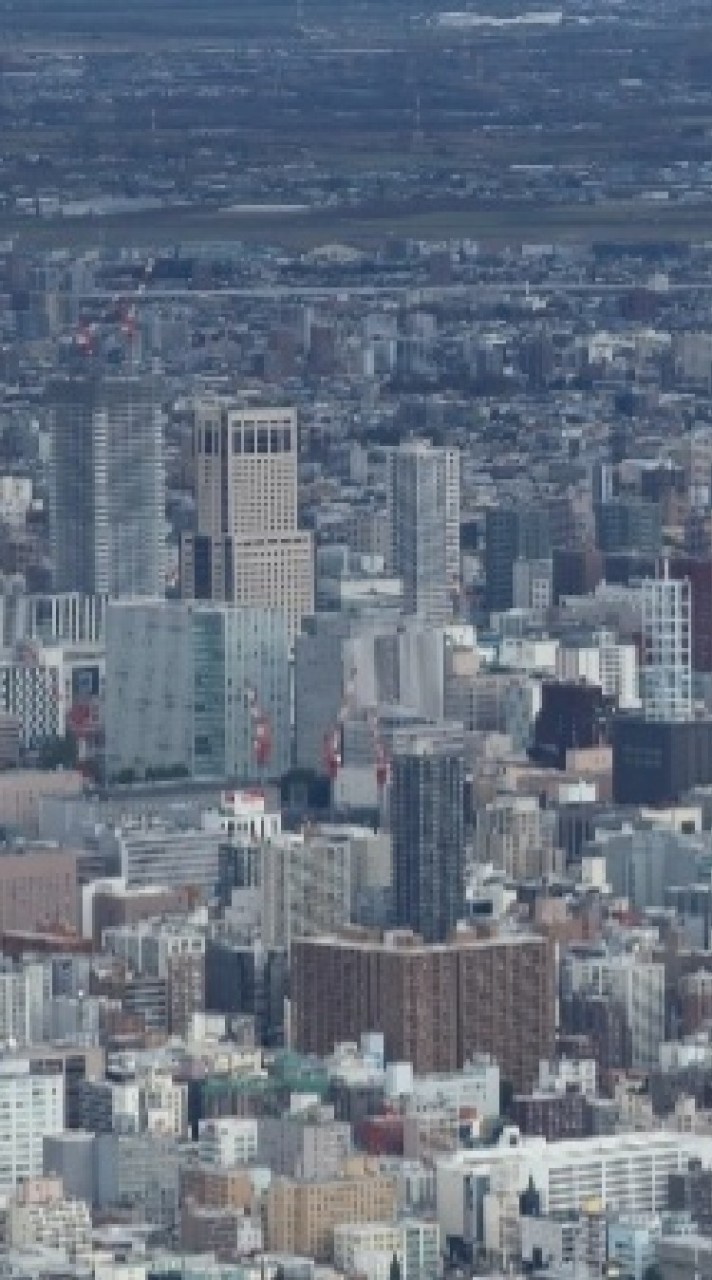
[244,429,255,454]
[233,431,242,454]
[257,428,269,454]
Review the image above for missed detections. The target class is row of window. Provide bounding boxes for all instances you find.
[201,426,292,456]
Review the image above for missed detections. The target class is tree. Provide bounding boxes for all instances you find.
[389,1254,401,1280]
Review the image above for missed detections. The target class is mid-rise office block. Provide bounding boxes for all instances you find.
[561,949,665,1071]
[265,1163,398,1261]
[198,1117,259,1167]
[220,828,353,950]
[94,1132,182,1231]
[106,599,290,783]
[43,1132,96,1207]
[594,497,661,558]
[668,1159,712,1236]
[49,372,164,597]
[8,1178,92,1260]
[0,589,109,648]
[679,971,712,1036]
[181,402,314,643]
[475,795,557,879]
[657,1235,712,1279]
[292,931,555,1090]
[485,506,550,614]
[556,631,639,710]
[334,1221,440,1280]
[102,921,205,1037]
[101,820,223,898]
[613,716,712,805]
[552,546,604,604]
[511,1088,588,1141]
[258,1106,352,1180]
[91,883,198,947]
[181,1200,261,1260]
[438,1133,712,1255]
[179,1163,254,1215]
[532,681,614,770]
[334,1223,405,1279]
[0,644,65,748]
[0,846,78,934]
[28,1044,103,1131]
[205,935,287,1046]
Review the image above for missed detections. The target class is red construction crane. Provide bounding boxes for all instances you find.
[322,664,358,783]
[245,686,272,770]
[253,712,272,769]
[375,737,389,791]
[322,725,342,782]
[367,708,390,797]
[121,305,137,340]
[75,324,95,354]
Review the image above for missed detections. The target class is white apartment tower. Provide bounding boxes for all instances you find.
[181,402,314,643]
[642,562,692,721]
[49,373,165,598]
[387,441,460,624]
[0,1060,64,1189]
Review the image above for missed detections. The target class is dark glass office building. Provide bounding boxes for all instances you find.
[613,715,712,805]
[391,733,465,943]
[485,506,551,614]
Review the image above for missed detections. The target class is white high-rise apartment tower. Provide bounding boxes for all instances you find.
[0,1060,64,1189]
[642,561,692,722]
[387,441,460,624]
[181,402,314,643]
[49,373,165,597]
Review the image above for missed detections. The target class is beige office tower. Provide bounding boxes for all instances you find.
[181,403,314,643]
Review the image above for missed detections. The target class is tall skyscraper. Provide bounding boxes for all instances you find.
[181,402,314,644]
[387,441,460,623]
[391,729,465,943]
[642,562,692,722]
[49,373,164,597]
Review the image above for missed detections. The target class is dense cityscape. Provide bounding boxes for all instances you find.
[4,1,712,1279]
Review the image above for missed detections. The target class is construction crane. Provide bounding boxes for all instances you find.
[75,323,95,354]
[368,707,390,803]
[245,685,272,771]
[375,736,389,792]
[322,725,342,782]
[322,664,358,784]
